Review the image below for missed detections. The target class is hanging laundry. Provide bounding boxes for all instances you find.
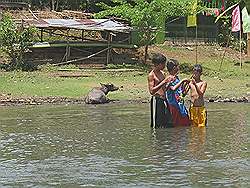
[242,7,250,33]
[204,0,225,17]
[232,5,241,32]
[187,0,198,27]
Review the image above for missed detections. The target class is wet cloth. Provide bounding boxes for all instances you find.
[150,96,173,128]
[189,105,207,127]
[166,76,190,126]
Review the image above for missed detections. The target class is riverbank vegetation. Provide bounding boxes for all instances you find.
[0,0,249,104]
[0,45,249,103]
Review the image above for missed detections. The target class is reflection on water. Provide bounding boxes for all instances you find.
[188,127,206,159]
[0,103,249,187]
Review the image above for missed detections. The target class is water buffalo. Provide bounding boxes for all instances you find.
[85,83,119,104]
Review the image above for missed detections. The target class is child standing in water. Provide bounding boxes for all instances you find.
[166,59,190,126]
[148,53,175,128]
[189,64,207,127]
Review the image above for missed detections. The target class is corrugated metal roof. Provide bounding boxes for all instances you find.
[24,18,131,33]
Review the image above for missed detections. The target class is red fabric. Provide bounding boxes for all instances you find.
[214,8,220,16]
[221,0,225,11]
[169,105,190,127]
[232,5,241,32]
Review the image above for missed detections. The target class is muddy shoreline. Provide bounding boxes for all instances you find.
[0,95,249,107]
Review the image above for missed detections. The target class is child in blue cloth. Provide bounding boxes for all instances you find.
[166,59,190,126]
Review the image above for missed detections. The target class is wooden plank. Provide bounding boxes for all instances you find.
[31,42,138,49]
[106,32,111,66]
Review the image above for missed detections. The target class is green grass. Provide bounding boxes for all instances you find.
[0,69,148,99]
[0,68,249,101]
[155,45,250,78]
[0,44,249,101]
[198,59,250,78]
[204,76,249,98]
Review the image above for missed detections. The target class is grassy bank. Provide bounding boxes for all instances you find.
[0,65,249,101]
[0,45,249,102]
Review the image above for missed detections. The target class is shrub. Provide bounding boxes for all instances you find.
[0,13,36,71]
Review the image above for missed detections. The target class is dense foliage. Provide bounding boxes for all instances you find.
[94,0,199,61]
[0,0,247,65]
[21,0,114,11]
[217,0,247,51]
[0,14,36,70]
[18,0,248,15]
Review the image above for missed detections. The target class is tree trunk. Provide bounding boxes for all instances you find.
[56,0,59,11]
[144,45,148,64]
[10,56,18,70]
[51,0,55,11]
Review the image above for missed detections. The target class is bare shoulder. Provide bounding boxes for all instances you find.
[148,70,154,75]
[148,70,155,77]
[202,80,207,86]
[148,70,154,80]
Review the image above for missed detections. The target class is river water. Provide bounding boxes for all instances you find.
[0,103,249,187]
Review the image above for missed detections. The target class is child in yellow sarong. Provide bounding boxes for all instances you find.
[188,64,207,127]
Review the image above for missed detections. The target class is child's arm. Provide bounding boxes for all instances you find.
[148,75,174,95]
[181,74,193,96]
[182,82,191,96]
[169,78,189,91]
[192,79,207,96]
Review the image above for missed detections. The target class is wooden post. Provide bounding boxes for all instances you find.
[110,34,113,63]
[66,29,69,62]
[240,28,242,68]
[0,7,2,21]
[82,30,84,41]
[184,17,187,44]
[248,32,250,58]
[40,29,43,42]
[51,0,55,11]
[106,32,111,66]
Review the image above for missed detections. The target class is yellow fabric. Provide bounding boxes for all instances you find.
[189,106,207,127]
[187,0,197,27]
[187,15,197,27]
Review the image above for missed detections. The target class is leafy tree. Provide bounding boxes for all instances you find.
[28,0,114,11]
[0,14,36,70]
[216,0,248,49]
[95,0,196,62]
[96,0,194,28]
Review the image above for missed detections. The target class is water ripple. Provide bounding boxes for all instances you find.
[0,103,249,187]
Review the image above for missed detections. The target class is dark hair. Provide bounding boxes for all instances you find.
[166,59,179,72]
[193,64,202,72]
[152,53,167,65]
